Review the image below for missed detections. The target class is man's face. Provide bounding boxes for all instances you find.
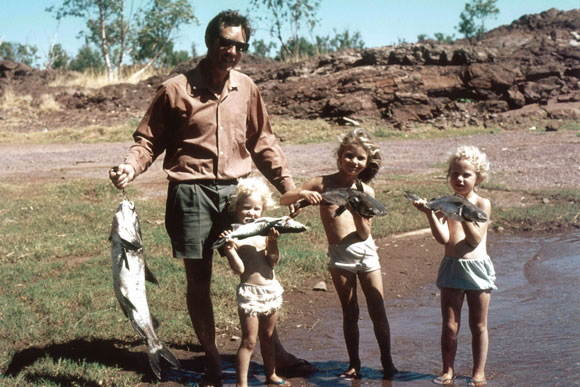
[207,25,246,76]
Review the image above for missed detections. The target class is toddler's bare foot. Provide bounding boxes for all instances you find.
[339,368,362,379]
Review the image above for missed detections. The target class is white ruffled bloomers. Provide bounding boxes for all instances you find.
[237,280,284,316]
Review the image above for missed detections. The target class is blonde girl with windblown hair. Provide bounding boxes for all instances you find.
[281,128,397,380]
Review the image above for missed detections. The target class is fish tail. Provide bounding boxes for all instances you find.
[404,191,422,201]
[333,205,347,217]
[294,199,312,211]
[211,238,226,250]
[148,340,181,379]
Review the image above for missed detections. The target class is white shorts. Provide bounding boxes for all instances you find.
[328,237,381,274]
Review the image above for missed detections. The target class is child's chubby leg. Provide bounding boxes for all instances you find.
[236,310,260,387]
[466,289,491,385]
[358,269,397,379]
[435,287,465,385]
[259,312,289,385]
[330,268,362,378]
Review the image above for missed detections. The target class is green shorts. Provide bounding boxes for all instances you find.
[165,180,237,259]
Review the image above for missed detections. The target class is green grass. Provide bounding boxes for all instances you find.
[0,116,504,145]
[0,174,578,385]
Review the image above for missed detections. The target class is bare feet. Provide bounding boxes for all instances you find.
[383,365,398,380]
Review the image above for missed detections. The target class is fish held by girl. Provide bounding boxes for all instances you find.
[404,191,488,223]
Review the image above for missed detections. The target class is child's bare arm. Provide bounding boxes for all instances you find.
[265,228,280,267]
[351,211,372,240]
[219,230,245,275]
[348,184,374,240]
[461,198,491,247]
[280,177,323,206]
[412,199,449,245]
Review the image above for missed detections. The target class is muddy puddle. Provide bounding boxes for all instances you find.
[166,232,580,386]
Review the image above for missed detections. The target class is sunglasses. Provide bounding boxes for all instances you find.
[217,36,250,53]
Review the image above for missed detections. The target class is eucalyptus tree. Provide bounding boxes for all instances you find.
[47,0,137,80]
[248,0,321,60]
[47,0,196,80]
[131,0,196,76]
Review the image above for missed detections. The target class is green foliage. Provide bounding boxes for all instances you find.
[0,41,40,66]
[434,32,455,43]
[47,0,197,77]
[248,0,321,60]
[456,0,500,41]
[417,33,429,43]
[69,42,104,72]
[252,39,277,58]
[46,43,70,69]
[328,28,365,51]
[162,49,191,67]
[132,0,197,66]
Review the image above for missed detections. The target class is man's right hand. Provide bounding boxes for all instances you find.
[109,164,135,190]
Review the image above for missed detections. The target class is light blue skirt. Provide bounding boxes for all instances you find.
[437,255,497,290]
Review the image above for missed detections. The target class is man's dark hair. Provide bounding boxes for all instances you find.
[205,10,252,48]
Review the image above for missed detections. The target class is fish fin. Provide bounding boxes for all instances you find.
[334,205,347,217]
[404,191,422,202]
[294,199,311,211]
[147,341,181,380]
[355,178,364,192]
[119,295,137,316]
[151,313,161,329]
[211,238,226,250]
[128,318,148,341]
[159,341,181,368]
[145,263,159,285]
[148,350,162,380]
[120,249,130,270]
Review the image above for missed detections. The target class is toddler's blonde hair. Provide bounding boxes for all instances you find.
[447,145,490,184]
[229,177,278,214]
[336,128,382,183]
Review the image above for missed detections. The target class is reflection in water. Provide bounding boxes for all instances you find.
[165,233,580,386]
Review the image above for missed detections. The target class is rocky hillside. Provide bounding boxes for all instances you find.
[1,8,579,131]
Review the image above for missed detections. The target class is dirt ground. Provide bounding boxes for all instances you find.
[1,128,578,385]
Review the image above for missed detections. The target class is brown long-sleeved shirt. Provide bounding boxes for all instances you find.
[124,59,295,194]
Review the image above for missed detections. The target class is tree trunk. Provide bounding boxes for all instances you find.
[98,0,114,81]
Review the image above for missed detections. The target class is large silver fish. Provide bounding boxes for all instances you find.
[110,199,180,379]
[211,216,308,249]
[295,188,388,218]
[404,191,488,223]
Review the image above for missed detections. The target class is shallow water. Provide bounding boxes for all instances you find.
[166,233,580,386]
[270,232,580,386]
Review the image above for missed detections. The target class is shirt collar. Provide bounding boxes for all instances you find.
[187,58,239,95]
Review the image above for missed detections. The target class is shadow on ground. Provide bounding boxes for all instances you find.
[3,338,205,385]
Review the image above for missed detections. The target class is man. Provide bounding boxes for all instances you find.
[109,10,314,386]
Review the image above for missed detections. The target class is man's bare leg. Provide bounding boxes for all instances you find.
[184,259,222,385]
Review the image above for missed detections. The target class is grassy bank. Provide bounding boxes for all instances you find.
[1,116,578,145]
[0,177,578,385]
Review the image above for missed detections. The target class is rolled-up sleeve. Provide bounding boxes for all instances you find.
[124,85,172,177]
[246,84,295,194]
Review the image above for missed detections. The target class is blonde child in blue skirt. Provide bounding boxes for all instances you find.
[409,145,495,387]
